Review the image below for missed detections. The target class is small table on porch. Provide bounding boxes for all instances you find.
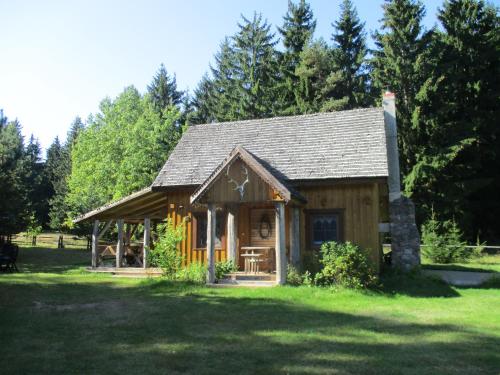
[241,246,274,273]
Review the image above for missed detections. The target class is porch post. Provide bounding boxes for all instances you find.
[226,206,237,263]
[289,207,301,268]
[91,220,100,269]
[116,219,124,268]
[275,201,287,285]
[206,203,216,283]
[143,217,151,269]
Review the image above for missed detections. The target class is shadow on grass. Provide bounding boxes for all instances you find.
[10,246,89,274]
[0,279,498,374]
[422,263,496,273]
[376,269,461,298]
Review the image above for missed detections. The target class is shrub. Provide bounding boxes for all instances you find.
[421,212,470,263]
[215,260,237,280]
[176,262,206,283]
[148,218,185,278]
[314,241,377,288]
[286,265,303,286]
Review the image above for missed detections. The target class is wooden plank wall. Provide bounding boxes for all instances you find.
[297,182,382,271]
[165,191,227,266]
[164,181,386,271]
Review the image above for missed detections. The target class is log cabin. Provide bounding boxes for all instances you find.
[75,92,416,284]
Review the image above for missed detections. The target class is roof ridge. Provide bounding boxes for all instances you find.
[188,106,381,129]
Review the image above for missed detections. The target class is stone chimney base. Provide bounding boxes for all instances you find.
[390,196,421,271]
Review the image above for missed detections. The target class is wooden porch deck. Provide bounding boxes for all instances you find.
[85,267,163,277]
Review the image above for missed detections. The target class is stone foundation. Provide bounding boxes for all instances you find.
[390,196,421,271]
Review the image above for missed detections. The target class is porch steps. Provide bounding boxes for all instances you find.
[212,279,276,287]
[212,272,277,287]
[226,272,276,281]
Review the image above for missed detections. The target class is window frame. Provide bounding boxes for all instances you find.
[192,211,225,249]
[305,209,344,250]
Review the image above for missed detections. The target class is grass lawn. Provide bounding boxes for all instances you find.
[1,247,499,374]
[422,253,500,273]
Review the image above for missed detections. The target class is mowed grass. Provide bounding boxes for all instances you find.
[422,253,500,273]
[1,247,499,374]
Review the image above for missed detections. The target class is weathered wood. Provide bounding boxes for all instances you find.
[298,183,382,272]
[116,219,124,268]
[289,206,300,268]
[226,207,237,262]
[206,203,216,283]
[143,217,151,269]
[91,220,100,268]
[250,208,275,247]
[98,220,113,239]
[275,202,286,285]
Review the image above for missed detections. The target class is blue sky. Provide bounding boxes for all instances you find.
[0,0,454,153]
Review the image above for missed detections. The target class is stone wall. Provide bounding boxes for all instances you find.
[390,196,421,271]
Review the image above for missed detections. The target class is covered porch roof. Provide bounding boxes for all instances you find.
[73,187,168,224]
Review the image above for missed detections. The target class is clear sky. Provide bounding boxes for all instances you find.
[0,0,452,154]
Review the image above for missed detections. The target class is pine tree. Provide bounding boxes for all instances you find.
[322,0,371,111]
[147,64,184,114]
[371,0,433,176]
[277,0,316,114]
[407,0,500,241]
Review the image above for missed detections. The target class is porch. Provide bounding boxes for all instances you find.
[190,146,306,284]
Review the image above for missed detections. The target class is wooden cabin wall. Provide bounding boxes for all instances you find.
[297,182,383,271]
[165,191,227,267]
[163,180,386,271]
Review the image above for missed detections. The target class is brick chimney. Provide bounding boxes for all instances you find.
[382,92,421,271]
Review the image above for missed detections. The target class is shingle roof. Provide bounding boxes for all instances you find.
[153,107,388,188]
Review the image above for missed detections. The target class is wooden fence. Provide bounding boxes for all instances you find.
[11,233,89,249]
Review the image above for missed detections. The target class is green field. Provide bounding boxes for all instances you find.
[1,246,499,374]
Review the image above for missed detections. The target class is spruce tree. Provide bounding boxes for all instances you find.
[147,64,184,114]
[322,0,371,111]
[295,40,334,113]
[190,74,216,124]
[210,38,240,121]
[371,0,433,176]
[278,0,316,114]
[23,135,50,227]
[232,13,280,119]
[408,0,500,241]
[0,117,27,235]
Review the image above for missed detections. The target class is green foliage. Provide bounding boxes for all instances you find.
[322,0,371,111]
[25,213,42,238]
[295,39,334,113]
[0,115,28,234]
[215,260,237,280]
[147,218,185,278]
[147,63,184,114]
[67,86,182,217]
[175,262,207,283]
[286,265,303,285]
[314,241,377,288]
[48,117,84,232]
[421,212,473,264]
[372,0,434,178]
[277,0,317,114]
[407,0,500,241]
